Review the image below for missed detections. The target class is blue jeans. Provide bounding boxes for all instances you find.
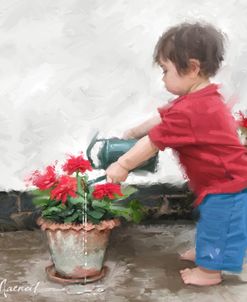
[195,188,247,272]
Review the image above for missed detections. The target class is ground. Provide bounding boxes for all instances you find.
[1,221,247,302]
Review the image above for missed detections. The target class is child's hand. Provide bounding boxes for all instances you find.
[106,162,129,183]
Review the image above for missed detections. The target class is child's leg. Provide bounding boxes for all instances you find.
[180,248,196,262]
[180,210,222,285]
[180,207,200,262]
[180,189,247,286]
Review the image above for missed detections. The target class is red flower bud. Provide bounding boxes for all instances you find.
[62,152,92,175]
[92,183,124,200]
[50,175,77,204]
[26,165,57,190]
[237,111,247,128]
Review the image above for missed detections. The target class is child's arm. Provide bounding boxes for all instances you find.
[123,115,162,139]
[106,135,158,183]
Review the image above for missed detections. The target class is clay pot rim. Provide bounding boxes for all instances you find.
[37,217,120,232]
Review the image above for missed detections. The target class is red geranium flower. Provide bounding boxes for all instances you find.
[50,175,77,204]
[92,183,124,200]
[62,152,92,175]
[26,165,57,190]
[237,111,247,128]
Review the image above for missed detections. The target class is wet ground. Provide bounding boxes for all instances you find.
[1,221,247,302]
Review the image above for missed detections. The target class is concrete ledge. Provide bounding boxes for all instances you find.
[0,182,196,231]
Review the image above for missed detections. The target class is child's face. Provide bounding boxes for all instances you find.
[159,59,195,96]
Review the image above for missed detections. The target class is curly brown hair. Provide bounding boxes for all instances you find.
[153,22,226,77]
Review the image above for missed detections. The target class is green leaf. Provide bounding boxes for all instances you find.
[42,206,65,216]
[86,216,101,224]
[87,210,105,219]
[30,188,51,197]
[128,200,146,223]
[128,199,143,209]
[110,209,132,221]
[108,204,132,221]
[111,185,138,201]
[69,198,82,205]
[109,204,129,212]
[120,186,138,197]
[58,208,75,218]
[87,187,96,202]
[48,199,59,207]
[64,212,79,223]
[108,200,145,223]
[31,189,51,207]
[68,195,84,205]
[32,198,50,207]
[92,199,109,210]
[30,190,50,202]
[130,209,144,223]
[92,206,106,213]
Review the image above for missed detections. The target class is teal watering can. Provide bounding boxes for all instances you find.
[87,132,159,185]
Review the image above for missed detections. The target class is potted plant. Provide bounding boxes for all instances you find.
[237,110,247,146]
[25,152,145,284]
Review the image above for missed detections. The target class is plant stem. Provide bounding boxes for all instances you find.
[81,176,87,193]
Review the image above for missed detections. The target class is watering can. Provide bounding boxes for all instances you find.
[86,132,159,185]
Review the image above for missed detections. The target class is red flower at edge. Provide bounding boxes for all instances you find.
[26,165,57,190]
[50,175,77,204]
[237,111,247,128]
[62,153,92,175]
[92,183,124,200]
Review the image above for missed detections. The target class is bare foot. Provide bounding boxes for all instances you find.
[180,267,222,286]
[180,248,196,262]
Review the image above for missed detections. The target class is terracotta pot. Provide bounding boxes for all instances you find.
[37,217,120,279]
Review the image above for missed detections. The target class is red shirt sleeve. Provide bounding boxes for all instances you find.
[148,107,196,151]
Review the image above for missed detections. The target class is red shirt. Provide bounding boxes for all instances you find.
[148,84,247,207]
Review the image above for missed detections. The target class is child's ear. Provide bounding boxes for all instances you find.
[188,59,201,77]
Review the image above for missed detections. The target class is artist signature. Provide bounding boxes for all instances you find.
[0,279,40,298]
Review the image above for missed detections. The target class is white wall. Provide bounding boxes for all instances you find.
[1,0,247,191]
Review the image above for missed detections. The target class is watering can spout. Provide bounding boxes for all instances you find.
[86,132,159,173]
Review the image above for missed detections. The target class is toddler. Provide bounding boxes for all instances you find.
[106,22,247,286]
